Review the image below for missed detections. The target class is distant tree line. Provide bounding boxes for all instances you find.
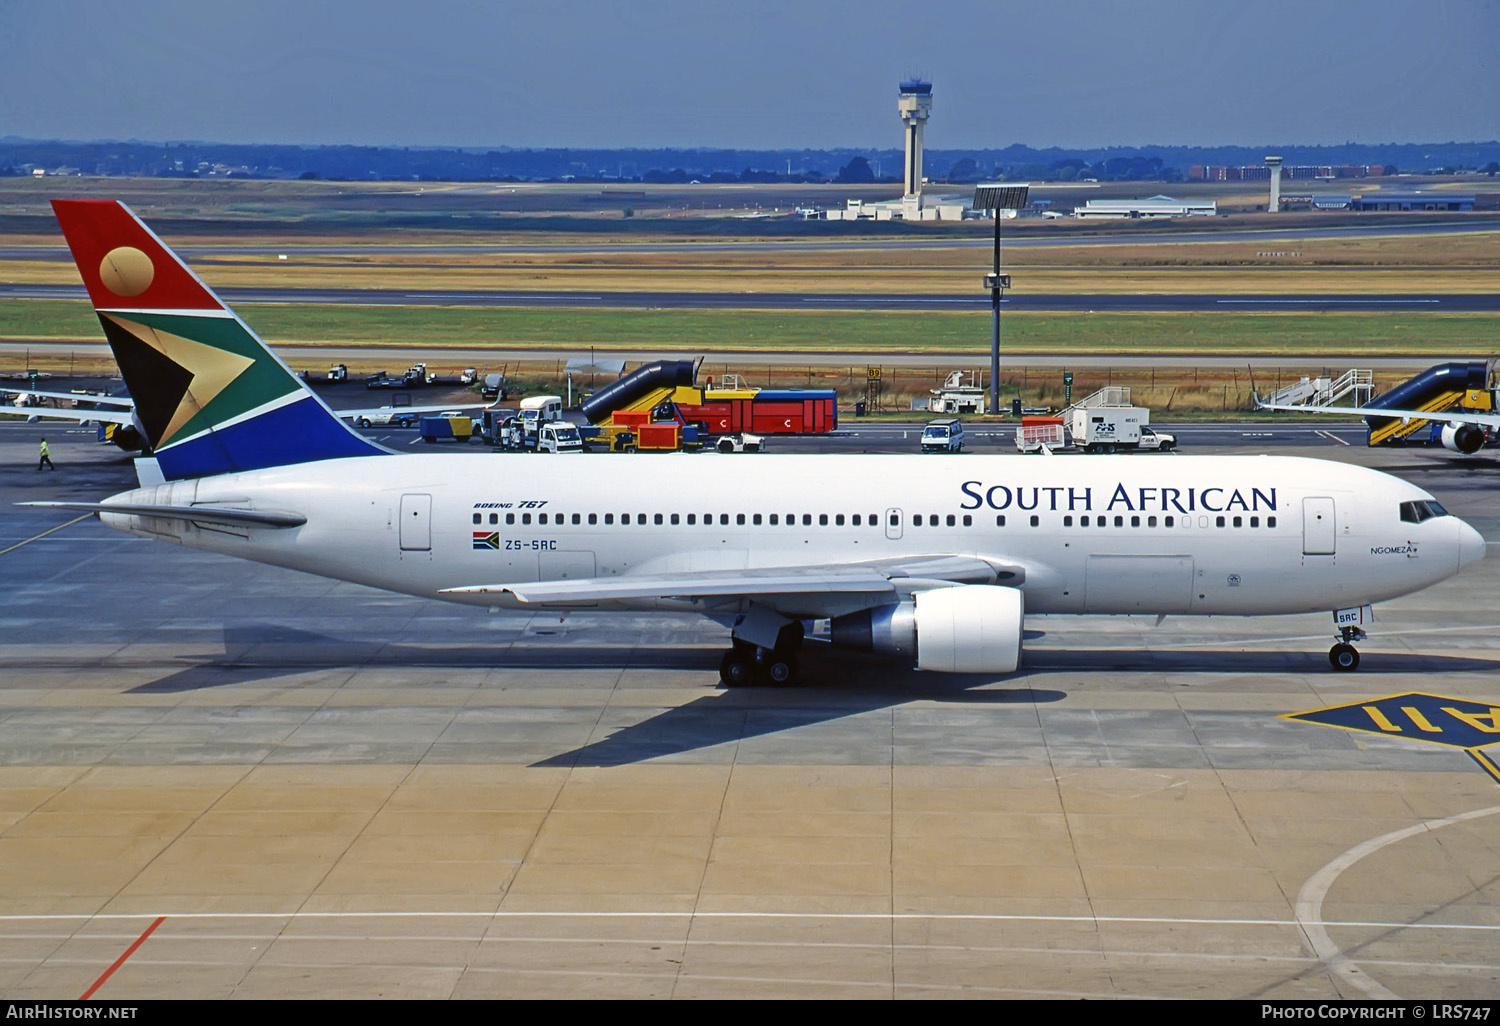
[3,138,1497,183]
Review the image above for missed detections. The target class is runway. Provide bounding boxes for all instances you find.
[1,423,1498,998]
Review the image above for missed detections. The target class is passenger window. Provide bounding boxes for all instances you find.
[852,514,861,527]
[912,514,921,527]
[819,514,828,526]
[737,513,746,526]
[654,513,663,525]
[506,513,515,525]
[605,514,614,525]
[572,513,581,525]
[539,513,548,525]
[1114,516,1124,527]
[804,514,813,526]
[687,514,695,525]
[1268,516,1277,528]
[472,513,481,525]
[1064,515,1073,527]
[1029,515,1039,527]
[638,514,647,525]
[1147,516,1157,527]
[1165,515,1174,527]
[1250,516,1258,527]
[996,515,1006,527]
[1233,516,1242,528]
[836,514,845,526]
[588,513,597,525]
[1081,516,1090,526]
[962,515,972,527]
[1216,516,1226,528]
[769,514,778,525]
[946,514,955,527]
[720,514,729,526]
[1131,516,1140,527]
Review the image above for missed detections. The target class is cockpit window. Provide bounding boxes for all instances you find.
[1399,500,1451,524]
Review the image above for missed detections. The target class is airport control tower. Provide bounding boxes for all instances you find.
[898,79,933,199]
[1266,155,1284,213]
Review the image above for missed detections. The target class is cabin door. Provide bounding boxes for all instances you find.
[1302,497,1336,555]
[400,494,432,551]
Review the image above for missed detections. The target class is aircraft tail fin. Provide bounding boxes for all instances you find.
[50,199,386,480]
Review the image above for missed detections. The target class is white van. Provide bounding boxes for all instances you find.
[921,418,964,453]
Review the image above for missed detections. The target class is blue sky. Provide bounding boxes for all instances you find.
[1,0,1495,149]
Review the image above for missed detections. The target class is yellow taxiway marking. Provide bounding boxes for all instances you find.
[0,514,89,557]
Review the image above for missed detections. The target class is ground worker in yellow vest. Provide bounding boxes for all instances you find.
[38,437,54,471]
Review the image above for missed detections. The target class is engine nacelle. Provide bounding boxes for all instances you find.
[830,585,1024,673]
[1440,422,1485,455]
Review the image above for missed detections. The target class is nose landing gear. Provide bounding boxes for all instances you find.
[1329,623,1367,672]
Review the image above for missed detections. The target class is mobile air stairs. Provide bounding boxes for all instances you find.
[1259,369,1374,410]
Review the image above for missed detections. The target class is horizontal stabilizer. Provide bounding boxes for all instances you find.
[20,501,306,529]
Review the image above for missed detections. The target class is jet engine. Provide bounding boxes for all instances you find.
[830,585,1024,673]
[1440,423,1486,455]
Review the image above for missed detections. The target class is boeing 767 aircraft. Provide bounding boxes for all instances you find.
[25,200,1486,683]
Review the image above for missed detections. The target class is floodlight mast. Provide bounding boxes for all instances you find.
[972,183,1029,415]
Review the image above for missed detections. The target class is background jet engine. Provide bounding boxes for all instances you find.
[830,585,1024,673]
[1440,423,1486,455]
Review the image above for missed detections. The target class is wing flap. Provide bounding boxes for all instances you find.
[441,554,1013,604]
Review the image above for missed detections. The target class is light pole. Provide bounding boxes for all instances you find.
[972,183,1029,415]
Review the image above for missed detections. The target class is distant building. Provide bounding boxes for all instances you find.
[1191,164,1390,181]
[1351,192,1474,211]
[1073,195,1216,219]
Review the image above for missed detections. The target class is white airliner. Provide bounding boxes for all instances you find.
[24,200,1486,683]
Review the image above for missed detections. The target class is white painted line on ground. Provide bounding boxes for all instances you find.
[1316,429,1352,445]
[1295,804,1500,1000]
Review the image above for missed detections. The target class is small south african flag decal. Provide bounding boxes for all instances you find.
[472,532,500,550]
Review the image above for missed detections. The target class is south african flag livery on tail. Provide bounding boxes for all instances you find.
[51,200,388,480]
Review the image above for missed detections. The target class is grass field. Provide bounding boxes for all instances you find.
[3,301,1497,356]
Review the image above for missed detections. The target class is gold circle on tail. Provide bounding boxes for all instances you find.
[99,246,155,298]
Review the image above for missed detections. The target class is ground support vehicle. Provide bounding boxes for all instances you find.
[419,413,477,443]
[715,432,763,453]
[921,419,965,453]
[1016,416,1066,453]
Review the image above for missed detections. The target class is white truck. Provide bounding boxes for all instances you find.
[1067,405,1175,453]
[519,396,563,447]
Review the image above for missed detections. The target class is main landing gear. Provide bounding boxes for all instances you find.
[719,622,804,687]
[1329,624,1366,672]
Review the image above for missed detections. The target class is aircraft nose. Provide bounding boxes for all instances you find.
[1457,519,1487,570]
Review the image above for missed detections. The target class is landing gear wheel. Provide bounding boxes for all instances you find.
[761,653,799,686]
[719,650,756,687]
[1328,643,1360,672]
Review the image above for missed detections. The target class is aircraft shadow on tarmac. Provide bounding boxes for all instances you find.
[118,625,1500,766]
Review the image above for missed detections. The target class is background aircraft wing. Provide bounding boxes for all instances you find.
[336,402,492,422]
[1256,399,1500,428]
[3,388,134,407]
[1,404,136,426]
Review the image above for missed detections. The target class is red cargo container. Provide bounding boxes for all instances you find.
[676,390,836,435]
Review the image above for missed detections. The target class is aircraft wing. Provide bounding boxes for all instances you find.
[336,402,492,422]
[441,554,1018,617]
[1,404,136,426]
[1256,399,1500,428]
[2,388,134,407]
